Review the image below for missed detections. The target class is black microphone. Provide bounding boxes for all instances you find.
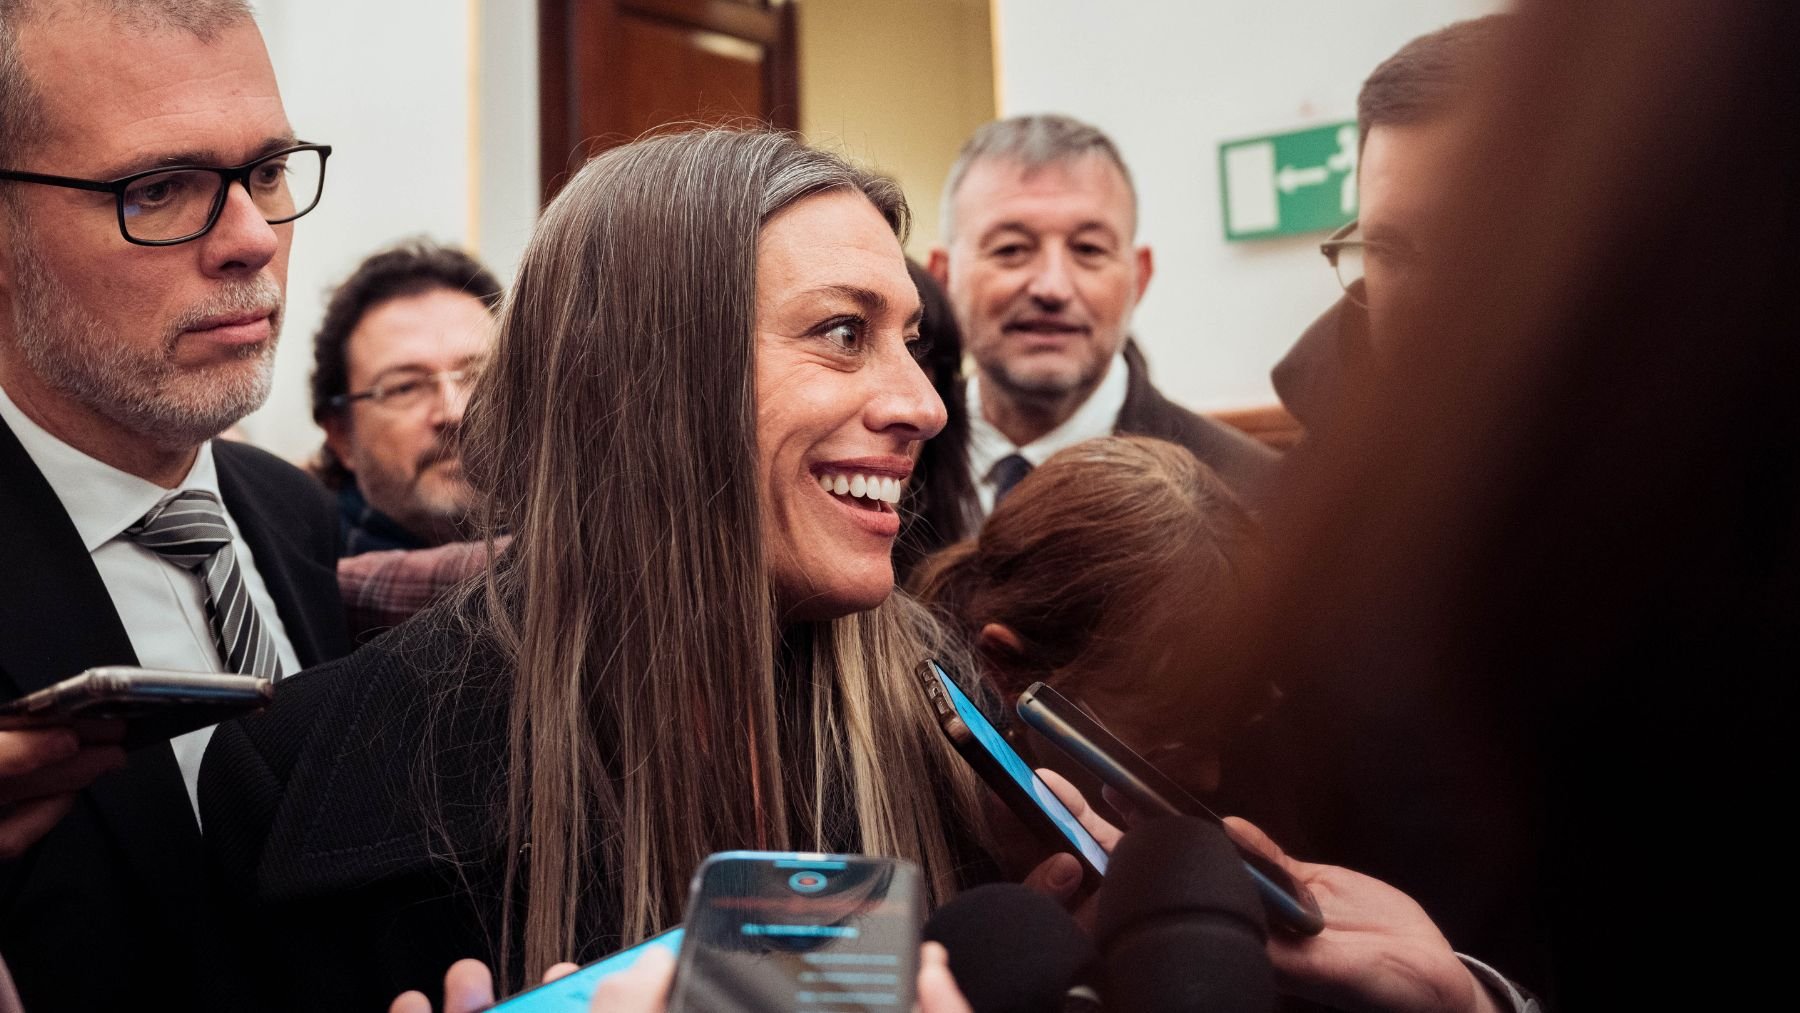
[924,883,1098,1013]
[1096,816,1276,1013]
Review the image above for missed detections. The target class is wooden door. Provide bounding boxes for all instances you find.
[538,0,800,201]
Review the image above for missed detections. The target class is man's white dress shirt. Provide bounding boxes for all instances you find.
[966,351,1130,515]
[0,385,300,822]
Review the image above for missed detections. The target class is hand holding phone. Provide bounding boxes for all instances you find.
[668,852,923,1013]
[0,726,126,859]
[918,660,1110,887]
[1016,681,1326,935]
[482,929,684,1012]
[0,667,273,749]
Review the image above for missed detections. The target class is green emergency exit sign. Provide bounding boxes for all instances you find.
[1218,122,1359,241]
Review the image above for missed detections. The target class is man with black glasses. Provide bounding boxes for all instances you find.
[0,3,347,1010]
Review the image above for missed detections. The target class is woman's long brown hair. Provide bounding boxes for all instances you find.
[452,129,982,983]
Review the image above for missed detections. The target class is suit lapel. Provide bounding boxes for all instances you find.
[0,417,139,694]
[214,444,343,668]
[0,414,207,931]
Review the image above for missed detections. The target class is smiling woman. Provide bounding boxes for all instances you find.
[200,129,991,1012]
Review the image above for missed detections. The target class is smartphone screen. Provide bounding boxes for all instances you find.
[923,660,1110,876]
[487,929,684,1011]
[668,852,922,1013]
[1016,681,1325,935]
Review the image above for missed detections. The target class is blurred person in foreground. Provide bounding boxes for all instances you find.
[200,130,1047,1012]
[311,240,501,556]
[928,114,1275,513]
[1281,15,1507,445]
[1192,0,1798,1004]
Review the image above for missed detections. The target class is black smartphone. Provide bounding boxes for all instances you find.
[0,666,274,749]
[667,851,923,1013]
[1015,681,1325,935]
[918,659,1109,884]
[486,928,684,1011]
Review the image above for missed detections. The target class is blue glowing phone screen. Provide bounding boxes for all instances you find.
[930,663,1109,874]
[488,928,684,1011]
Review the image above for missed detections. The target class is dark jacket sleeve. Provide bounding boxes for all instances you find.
[200,619,512,1013]
[1116,340,1280,506]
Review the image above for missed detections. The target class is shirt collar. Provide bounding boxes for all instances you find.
[0,382,221,552]
[967,350,1130,482]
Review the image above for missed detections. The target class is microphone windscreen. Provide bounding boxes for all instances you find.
[1096,816,1275,1013]
[924,883,1097,1013]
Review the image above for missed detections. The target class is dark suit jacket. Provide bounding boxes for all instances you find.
[0,417,350,1013]
[1116,340,1279,505]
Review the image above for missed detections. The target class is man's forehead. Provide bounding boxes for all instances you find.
[347,291,497,379]
[1358,118,1472,238]
[953,153,1138,239]
[18,13,289,171]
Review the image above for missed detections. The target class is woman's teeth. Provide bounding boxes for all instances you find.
[817,472,904,504]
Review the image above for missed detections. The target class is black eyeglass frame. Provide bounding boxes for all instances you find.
[1318,218,1369,308]
[0,142,332,247]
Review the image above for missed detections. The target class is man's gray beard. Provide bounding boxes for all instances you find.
[985,351,1110,402]
[9,238,282,451]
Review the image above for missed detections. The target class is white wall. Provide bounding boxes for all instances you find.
[994,0,1503,411]
[240,0,1507,456]
[243,0,537,461]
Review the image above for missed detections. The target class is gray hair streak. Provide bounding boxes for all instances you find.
[938,112,1138,242]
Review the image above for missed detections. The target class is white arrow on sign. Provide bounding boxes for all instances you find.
[1276,164,1330,193]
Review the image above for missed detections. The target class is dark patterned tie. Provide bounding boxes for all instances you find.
[126,490,283,680]
[989,453,1034,506]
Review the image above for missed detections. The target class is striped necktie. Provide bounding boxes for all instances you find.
[126,489,283,681]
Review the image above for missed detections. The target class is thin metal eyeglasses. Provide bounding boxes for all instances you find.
[1318,219,1370,308]
[328,366,480,414]
[0,143,331,247]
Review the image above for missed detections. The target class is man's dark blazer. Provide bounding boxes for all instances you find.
[1115,340,1279,504]
[0,415,351,1013]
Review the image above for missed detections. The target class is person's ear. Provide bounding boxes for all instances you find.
[926,247,952,288]
[1132,245,1154,303]
[321,413,356,475]
[975,622,1028,681]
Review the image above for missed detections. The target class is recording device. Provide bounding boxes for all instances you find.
[667,851,923,1013]
[1097,816,1275,1013]
[1015,681,1325,935]
[486,929,683,1011]
[918,660,1109,884]
[0,666,273,749]
[923,883,1098,1013]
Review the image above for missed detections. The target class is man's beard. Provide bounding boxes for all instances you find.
[981,340,1114,401]
[9,237,282,451]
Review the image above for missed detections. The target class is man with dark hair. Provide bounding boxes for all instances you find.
[1277,15,1507,436]
[929,114,1275,514]
[0,2,347,1009]
[310,240,501,555]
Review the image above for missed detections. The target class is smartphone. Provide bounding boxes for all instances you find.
[1015,681,1326,935]
[0,666,274,749]
[486,928,684,1011]
[667,851,923,1013]
[918,659,1109,883]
